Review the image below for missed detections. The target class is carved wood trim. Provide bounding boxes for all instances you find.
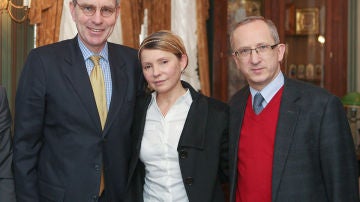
[196,0,210,96]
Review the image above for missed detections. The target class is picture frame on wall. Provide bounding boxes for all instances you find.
[285,4,295,35]
[297,64,306,79]
[228,0,263,31]
[287,64,297,79]
[295,8,319,35]
[315,64,322,81]
[305,63,315,80]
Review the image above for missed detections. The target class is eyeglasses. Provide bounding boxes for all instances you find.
[233,44,279,58]
[74,1,116,17]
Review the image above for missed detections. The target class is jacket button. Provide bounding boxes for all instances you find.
[92,195,98,201]
[184,177,193,185]
[179,150,188,159]
[94,164,100,172]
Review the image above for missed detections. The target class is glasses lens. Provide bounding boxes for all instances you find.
[101,7,115,17]
[76,4,96,16]
[77,2,115,17]
[256,45,270,53]
[235,44,278,59]
[241,49,252,57]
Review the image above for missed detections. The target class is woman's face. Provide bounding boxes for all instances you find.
[140,49,187,96]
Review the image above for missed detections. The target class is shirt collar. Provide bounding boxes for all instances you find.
[77,36,109,62]
[150,89,192,107]
[250,71,284,103]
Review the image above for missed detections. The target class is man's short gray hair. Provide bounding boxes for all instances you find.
[230,16,280,49]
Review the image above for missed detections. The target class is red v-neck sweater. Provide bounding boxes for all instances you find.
[236,88,283,202]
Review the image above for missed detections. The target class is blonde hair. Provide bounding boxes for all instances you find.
[138,30,188,67]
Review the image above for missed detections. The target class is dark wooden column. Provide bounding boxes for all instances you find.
[211,0,228,102]
[324,0,348,97]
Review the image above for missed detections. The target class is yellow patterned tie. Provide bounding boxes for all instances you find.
[90,55,108,129]
[89,55,107,196]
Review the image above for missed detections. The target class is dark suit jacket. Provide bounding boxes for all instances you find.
[13,37,144,201]
[126,81,229,202]
[229,77,359,202]
[0,86,16,202]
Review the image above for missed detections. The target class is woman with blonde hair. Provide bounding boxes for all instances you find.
[126,30,229,202]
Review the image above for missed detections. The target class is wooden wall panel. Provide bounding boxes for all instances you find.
[211,0,228,102]
[324,0,348,97]
[271,0,348,97]
[211,0,348,100]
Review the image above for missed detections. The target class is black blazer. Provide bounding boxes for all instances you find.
[0,86,16,202]
[228,77,359,202]
[126,81,229,202]
[13,37,144,201]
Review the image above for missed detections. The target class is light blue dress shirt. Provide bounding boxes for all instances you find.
[250,72,284,108]
[78,37,112,109]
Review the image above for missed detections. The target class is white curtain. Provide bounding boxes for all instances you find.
[171,0,201,91]
[59,0,123,44]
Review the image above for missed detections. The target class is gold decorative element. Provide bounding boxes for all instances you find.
[305,63,315,80]
[296,64,305,79]
[1,0,29,23]
[296,8,319,35]
[285,4,295,35]
[0,0,8,11]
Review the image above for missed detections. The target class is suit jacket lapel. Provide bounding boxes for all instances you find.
[178,87,206,149]
[103,43,128,135]
[62,38,100,131]
[229,87,248,200]
[272,79,300,201]
[127,94,150,187]
[230,88,249,154]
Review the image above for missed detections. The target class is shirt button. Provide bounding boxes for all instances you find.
[184,177,193,185]
[179,150,188,159]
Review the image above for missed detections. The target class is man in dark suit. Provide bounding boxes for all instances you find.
[13,0,144,201]
[0,86,16,202]
[228,16,359,202]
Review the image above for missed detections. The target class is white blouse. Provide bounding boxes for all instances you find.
[140,90,192,202]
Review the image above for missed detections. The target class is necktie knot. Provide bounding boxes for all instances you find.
[253,92,264,114]
[90,55,101,66]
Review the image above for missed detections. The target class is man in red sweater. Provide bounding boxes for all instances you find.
[228,16,359,202]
